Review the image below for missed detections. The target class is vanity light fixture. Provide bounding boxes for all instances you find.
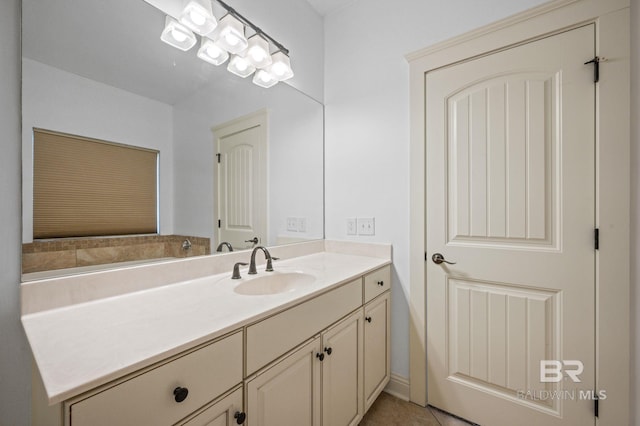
[245,34,272,68]
[252,69,279,88]
[215,14,248,53]
[268,51,294,81]
[227,54,256,78]
[154,0,293,87]
[160,16,197,51]
[179,0,217,35]
[197,38,229,65]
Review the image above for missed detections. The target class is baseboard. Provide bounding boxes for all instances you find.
[383,373,410,401]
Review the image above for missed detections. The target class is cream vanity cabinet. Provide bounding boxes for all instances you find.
[244,265,391,426]
[64,331,244,426]
[41,265,390,426]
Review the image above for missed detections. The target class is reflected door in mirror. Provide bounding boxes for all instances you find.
[216,111,267,250]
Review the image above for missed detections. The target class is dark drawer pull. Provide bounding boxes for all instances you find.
[173,386,189,403]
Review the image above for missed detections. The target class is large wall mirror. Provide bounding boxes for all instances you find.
[21,0,324,280]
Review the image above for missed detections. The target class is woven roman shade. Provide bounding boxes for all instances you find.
[33,129,158,239]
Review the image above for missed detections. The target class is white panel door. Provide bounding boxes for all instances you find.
[215,111,267,250]
[426,25,595,425]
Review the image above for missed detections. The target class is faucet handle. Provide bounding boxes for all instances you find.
[232,262,248,279]
[265,257,279,272]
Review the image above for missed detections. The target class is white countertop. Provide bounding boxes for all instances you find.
[22,249,390,405]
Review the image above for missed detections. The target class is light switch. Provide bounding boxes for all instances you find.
[357,217,375,236]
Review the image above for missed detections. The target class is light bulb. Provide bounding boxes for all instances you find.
[161,16,197,51]
[236,59,248,71]
[272,62,287,76]
[253,69,278,88]
[225,33,240,46]
[250,48,266,62]
[207,45,221,58]
[189,9,206,26]
[171,28,188,42]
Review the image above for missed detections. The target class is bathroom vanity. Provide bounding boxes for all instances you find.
[23,241,391,425]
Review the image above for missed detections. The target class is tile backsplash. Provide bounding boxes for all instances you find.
[22,235,210,273]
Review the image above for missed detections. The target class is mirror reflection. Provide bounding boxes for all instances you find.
[21,0,324,280]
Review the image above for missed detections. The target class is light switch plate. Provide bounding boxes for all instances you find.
[347,218,357,235]
[357,217,375,236]
[287,217,298,232]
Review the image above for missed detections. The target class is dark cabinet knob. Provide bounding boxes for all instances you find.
[377,280,384,286]
[324,347,332,355]
[365,316,372,323]
[234,411,247,424]
[173,386,189,403]
[316,352,325,361]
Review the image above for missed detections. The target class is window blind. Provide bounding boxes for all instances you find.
[33,129,158,239]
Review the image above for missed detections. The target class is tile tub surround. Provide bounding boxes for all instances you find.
[22,235,210,273]
[21,240,392,404]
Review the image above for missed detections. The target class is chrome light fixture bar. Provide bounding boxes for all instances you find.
[154,0,293,87]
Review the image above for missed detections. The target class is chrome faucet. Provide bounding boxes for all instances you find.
[216,242,234,252]
[248,246,278,274]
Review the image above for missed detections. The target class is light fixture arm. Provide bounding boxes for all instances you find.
[215,0,289,55]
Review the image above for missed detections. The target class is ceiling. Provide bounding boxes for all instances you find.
[304,0,356,16]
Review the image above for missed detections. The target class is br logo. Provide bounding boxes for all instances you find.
[540,360,584,383]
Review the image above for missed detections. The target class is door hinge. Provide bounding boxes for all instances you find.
[218,219,221,228]
[594,228,599,250]
[425,252,427,261]
[216,153,221,163]
[584,56,601,83]
[594,394,599,417]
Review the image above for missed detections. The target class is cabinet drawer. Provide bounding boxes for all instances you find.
[363,266,390,303]
[246,278,362,375]
[179,386,244,426]
[68,331,243,426]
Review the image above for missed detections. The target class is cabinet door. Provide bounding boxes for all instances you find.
[246,338,321,426]
[363,292,391,412]
[179,387,244,426]
[321,310,363,426]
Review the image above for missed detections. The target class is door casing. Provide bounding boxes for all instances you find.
[407,1,630,425]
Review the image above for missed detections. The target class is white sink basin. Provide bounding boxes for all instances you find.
[233,272,316,295]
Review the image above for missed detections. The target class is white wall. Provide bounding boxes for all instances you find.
[324,0,565,380]
[0,0,31,424]
[172,78,324,247]
[21,59,175,242]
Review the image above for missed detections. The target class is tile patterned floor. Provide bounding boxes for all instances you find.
[359,392,478,426]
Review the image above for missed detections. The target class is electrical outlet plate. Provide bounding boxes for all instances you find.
[298,217,307,233]
[286,217,298,232]
[347,218,357,235]
[357,217,375,236]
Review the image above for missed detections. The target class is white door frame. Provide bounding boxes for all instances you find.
[407,1,630,424]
